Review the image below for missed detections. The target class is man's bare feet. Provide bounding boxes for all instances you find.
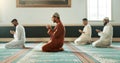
[59,48,64,51]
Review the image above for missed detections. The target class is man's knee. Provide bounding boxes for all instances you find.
[5,43,11,49]
[42,45,50,52]
[92,42,103,48]
[92,42,99,47]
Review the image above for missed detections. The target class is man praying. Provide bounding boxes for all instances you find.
[92,17,113,48]
[74,18,92,45]
[42,12,65,52]
[5,19,26,49]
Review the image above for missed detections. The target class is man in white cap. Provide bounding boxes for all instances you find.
[42,12,65,52]
[92,17,113,48]
[74,18,92,45]
[5,19,26,49]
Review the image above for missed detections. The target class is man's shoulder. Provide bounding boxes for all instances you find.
[17,25,24,29]
[107,23,113,27]
[86,24,91,27]
[57,22,63,26]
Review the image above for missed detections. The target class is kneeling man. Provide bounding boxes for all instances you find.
[74,18,92,45]
[92,17,113,48]
[5,19,26,49]
[42,12,65,52]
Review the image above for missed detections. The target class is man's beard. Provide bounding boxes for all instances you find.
[14,24,17,27]
[53,20,56,23]
[104,22,108,26]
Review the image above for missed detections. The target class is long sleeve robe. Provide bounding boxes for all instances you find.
[42,21,65,52]
[5,25,26,49]
[92,23,113,47]
[74,24,92,45]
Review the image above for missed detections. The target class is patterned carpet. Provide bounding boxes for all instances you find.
[0,42,120,63]
[70,42,120,63]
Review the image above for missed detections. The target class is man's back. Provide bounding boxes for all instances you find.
[15,25,26,42]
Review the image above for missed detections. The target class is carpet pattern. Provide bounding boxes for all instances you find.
[0,42,120,63]
[70,42,120,63]
[16,43,83,63]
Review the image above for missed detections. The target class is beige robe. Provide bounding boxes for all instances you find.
[74,24,92,45]
[92,23,113,47]
[5,25,26,49]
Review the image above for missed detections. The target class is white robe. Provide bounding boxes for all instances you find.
[92,23,113,47]
[5,25,26,49]
[74,24,92,45]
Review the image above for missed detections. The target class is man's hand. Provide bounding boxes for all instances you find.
[96,29,101,33]
[79,29,83,33]
[46,24,51,30]
[10,30,15,34]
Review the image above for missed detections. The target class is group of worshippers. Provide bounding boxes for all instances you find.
[74,17,113,48]
[5,12,113,52]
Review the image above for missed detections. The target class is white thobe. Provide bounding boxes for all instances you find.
[74,24,92,45]
[5,25,26,49]
[92,23,113,47]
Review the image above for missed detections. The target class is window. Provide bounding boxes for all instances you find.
[87,0,111,21]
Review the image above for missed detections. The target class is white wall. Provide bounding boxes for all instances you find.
[112,0,120,24]
[0,0,120,26]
